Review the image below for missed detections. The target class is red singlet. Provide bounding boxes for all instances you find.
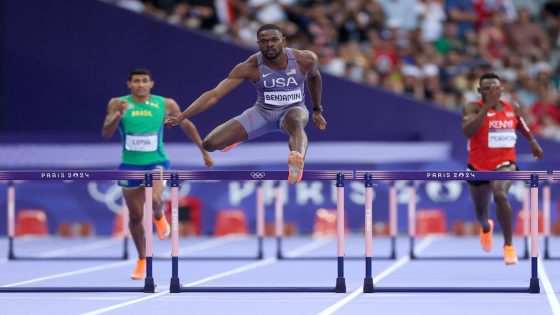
[468,99,518,170]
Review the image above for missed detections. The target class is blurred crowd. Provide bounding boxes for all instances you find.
[106,0,560,140]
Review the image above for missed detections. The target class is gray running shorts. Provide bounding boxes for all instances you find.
[233,104,309,139]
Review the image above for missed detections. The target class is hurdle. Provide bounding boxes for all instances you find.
[153,180,265,261]
[357,170,544,294]
[403,178,530,261]
[544,172,558,259]
[0,170,156,293]
[274,181,397,261]
[167,170,351,293]
[6,180,129,261]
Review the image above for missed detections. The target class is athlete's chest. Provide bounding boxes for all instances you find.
[484,109,517,130]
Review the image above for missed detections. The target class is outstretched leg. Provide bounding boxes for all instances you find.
[282,108,309,184]
[202,118,248,152]
[469,183,493,252]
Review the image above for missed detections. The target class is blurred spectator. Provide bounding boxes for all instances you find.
[112,0,560,141]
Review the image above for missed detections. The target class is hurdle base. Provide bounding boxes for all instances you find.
[529,277,540,293]
[8,238,15,260]
[363,277,374,293]
[170,277,182,293]
[335,277,346,293]
[373,286,530,293]
[143,277,156,293]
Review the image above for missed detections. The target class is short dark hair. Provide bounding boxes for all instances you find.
[256,24,283,37]
[128,68,152,81]
[479,72,500,85]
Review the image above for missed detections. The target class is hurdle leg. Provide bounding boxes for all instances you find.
[256,182,265,259]
[7,181,15,260]
[143,173,156,293]
[408,182,417,259]
[169,173,182,293]
[543,182,551,259]
[389,182,398,259]
[275,183,285,259]
[363,174,374,293]
[529,174,540,293]
[335,173,346,293]
[523,186,529,259]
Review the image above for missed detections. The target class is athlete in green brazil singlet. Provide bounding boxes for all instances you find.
[102,68,213,280]
[118,94,168,165]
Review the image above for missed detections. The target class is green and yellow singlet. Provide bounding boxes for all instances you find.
[118,94,168,165]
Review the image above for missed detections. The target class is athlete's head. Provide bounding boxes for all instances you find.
[127,68,154,98]
[256,24,285,60]
[478,72,502,101]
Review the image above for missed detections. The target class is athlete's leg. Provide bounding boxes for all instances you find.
[152,177,170,240]
[469,183,493,251]
[281,107,309,155]
[122,187,146,259]
[490,164,517,246]
[491,164,518,264]
[281,107,309,184]
[470,183,492,231]
[202,119,248,152]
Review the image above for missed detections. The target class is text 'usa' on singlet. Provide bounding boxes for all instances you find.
[468,99,518,170]
[252,48,307,110]
[118,94,168,165]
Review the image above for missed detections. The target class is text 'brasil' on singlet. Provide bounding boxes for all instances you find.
[252,48,306,110]
[118,94,168,165]
[468,99,518,170]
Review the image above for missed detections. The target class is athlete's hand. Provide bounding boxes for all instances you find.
[203,151,214,168]
[312,112,327,130]
[164,115,179,128]
[531,140,544,160]
[117,100,129,116]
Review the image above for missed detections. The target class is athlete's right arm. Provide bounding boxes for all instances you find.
[166,58,256,126]
[462,102,488,137]
[101,98,127,138]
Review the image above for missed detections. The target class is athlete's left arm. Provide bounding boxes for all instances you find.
[301,50,326,130]
[512,101,544,160]
[165,98,214,168]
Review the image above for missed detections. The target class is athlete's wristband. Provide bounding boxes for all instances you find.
[313,106,323,113]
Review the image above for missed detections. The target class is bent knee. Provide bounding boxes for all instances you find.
[493,191,509,204]
[202,138,218,152]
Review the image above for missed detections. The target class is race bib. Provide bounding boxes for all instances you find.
[264,90,303,106]
[488,130,516,148]
[125,133,158,152]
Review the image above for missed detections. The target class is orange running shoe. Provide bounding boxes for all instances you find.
[130,258,146,280]
[503,245,519,265]
[287,151,304,184]
[480,219,494,252]
[154,214,171,240]
[220,142,241,152]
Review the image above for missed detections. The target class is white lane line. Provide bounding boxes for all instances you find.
[538,258,560,315]
[284,238,332,258]
[158,236,243,257]
[82,291,171,315]
[82,239,329,315]
[1,260,133,287]
[1,237,236,287]
[38,239,121,258]
[317,236,436,315]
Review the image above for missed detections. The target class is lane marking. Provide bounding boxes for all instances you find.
[317,236,436,315]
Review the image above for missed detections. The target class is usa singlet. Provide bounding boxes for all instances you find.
[118,94,168,165]
[252,48,306,110]
[468,99,518,170]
